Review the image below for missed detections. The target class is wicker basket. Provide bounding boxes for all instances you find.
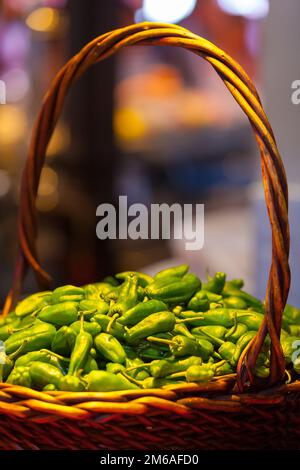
[0,22,299,451]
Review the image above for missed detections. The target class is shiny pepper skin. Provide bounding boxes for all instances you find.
[29,361,64,390]
[118,299,167,326]
[202,272,226,295]
[187,291,210,312]
[109,274,139,317]
[84,370,139,391]
[51,326,77,356]
[94,333,126,364]
[116,271,153,287]
[125,311,176,345]
[51,285,85,304]
[6,366,32,387]
[154,264,189,281]
[5,321,56,355]
[15,291,52,317]
[68,318,93,376]
[145,273,201,304]
[37,302,79,326]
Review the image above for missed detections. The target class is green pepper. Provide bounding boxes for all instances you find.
[214,361,234,376]
[83,282,116,299]
[202,272,226,294]
[236,312,264,330]
[225,279,244,290]
[172,323,194,339]
[5,321,56,355]
[191,325,227,345]
[29,361,64,390]
[232,331,257,365]
[15,349,68,370]
[187,291,209,312]
[79,299,109,316]
[84,370,139,391]
[135,342,168,360]
[109,274,139,317]
[15,291,52,317]
[142,377,184,388]
[125,357,149,380]
[59,375,86,391]
[51,325,77,356]
[118,299,167,326]
[37,302,79,326]
[125,311,176,345]
[83,355,99,374]
[92,314,125,341]
[223,296,248,310]
[0,324,15,341]
[145,273,201,304]
[6,366,32,387]
[169,360,226,383]
[0,341,28,381]
[51,285,85,304]
[94,333,126,364]
[43,384,57,392]
[102,276,120,287]
[68,315,93,376]
[146,334,213,360]
[206,292,223,302]
[106,362,126,374]
[288,325,300,337]
[283,305,300,325]
[223,287,264,312]
[148,356,202,378]
[69,320,101,337]
[253,365,270,378]
[115,271,153,287]
[154,264,189,281]
[225,323,248,343]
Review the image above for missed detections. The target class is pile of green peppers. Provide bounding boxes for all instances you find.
[0,265,300,392]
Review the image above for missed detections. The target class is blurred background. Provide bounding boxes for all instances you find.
[0,0,300,304]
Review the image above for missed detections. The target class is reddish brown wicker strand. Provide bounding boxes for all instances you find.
[2,22,290,392]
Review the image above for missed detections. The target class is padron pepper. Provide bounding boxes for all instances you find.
[125,311,176,345]
[283,305,300,325]
[91,314,125,341]
[109,274,139,317]
[6,366,32,387]
[51,325,77,356]
[169,360,226,383]
[94,332,126,364]
[37,302,79,327]
[187,291,210,312]
[154,264,189,281]
[59,375,85,391]
[191,325,227,345]
[146,334,214,360]
[116,271,153,287]
[118,299,167,326]
[145,273,201,304]
[51,285,85,304]
[84,370,139,391]
[79,299,109,316]
[222,287,264,313]
[15,291,52,317]
[69,320,101,337]
[202,272,226,295]
[29,361,64,390]
[5,320,56,355]
[68,315,93,376]
[223,296,248,310]
[15,349,69,371]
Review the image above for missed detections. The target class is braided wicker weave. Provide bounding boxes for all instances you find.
[0,22,299,450]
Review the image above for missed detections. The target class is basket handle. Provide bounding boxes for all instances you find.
[2,22,290,390]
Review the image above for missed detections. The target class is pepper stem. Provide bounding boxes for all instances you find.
[225,313,237,339]
[198,328,224,346]
[8,340,28,360]
[107,313,119,333]
[40,349,70,363]
[119,370,142,387]
[126,363,151,372]
[176,316,204,324]
[146,336,175,346]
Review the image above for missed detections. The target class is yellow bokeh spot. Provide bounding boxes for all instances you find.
[0,105,27,145]
[114,107,147,142]
[26,7,60,33]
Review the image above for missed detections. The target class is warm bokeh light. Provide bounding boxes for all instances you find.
[36,166,59,211]
[0,105,27,145]
[114,107,147,142]
[26,7,60,33]
[47,124,70,157]
[0,170,11,197]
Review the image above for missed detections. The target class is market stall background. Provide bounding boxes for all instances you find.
[0,0,300,305]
